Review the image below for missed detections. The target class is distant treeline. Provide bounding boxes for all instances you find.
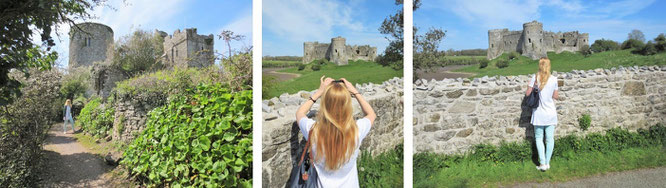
[262,56,302,61]
[442,48,487,56]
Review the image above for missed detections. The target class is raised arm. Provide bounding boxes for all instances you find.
[296,75,333,121]
[341,78,376,125]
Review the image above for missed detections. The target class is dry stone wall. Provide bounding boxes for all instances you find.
[112,91,168,143]
[262,77,403,187]
[414,66,666,154]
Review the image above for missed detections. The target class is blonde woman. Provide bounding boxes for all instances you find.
[525,57,559,171]
[63,99,76,134]
[295,76,377,187]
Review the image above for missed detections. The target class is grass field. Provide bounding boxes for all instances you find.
[454,50,666,78]
[415,147,666,187]
[262,60,301,68]
[263,60,402,98]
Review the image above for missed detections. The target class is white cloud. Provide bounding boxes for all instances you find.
[263,0,364,43]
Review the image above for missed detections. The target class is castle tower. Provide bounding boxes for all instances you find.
[303,42,315,64]
[68,22,114,69]
[487,29,507,60]
[329,36,348,65]
[163,28,214,68]
[521,21,546,60]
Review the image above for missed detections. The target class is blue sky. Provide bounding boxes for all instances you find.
[47,0,252,68]
[262,0,401,56]
[415,0,666,50]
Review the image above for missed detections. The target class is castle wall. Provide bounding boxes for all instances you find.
[303,37,377,65]
[413,66,666,154]
[303,42,330,64]
[261,77,403,187]
[68,22,114,69]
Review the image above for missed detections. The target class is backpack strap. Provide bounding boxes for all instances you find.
[298,128,314,166]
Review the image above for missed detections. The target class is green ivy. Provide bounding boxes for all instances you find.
[77,98,115,138]
[122,84,252,187]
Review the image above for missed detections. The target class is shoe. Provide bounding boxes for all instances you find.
[544,164,550,170]
[536,165,544,171]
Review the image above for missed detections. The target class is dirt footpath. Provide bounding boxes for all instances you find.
[42,124,116,187]
[263,67,300,82]
[415,65,476,80]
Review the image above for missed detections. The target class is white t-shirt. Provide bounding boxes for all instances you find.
[298,117,372,188]
[529,74,558,126]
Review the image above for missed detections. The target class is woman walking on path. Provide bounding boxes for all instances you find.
[63,99,75,134]
[525,58,559,171]
[295,76,377,187]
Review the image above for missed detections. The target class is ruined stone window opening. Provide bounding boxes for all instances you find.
[491,44,494,48]
[171,48,174,62]
[356,49,360,54]
[540,39,542,43]
[528,38,531,43]
[560,39,566,44]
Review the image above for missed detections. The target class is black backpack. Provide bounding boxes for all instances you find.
[288,130,321,188]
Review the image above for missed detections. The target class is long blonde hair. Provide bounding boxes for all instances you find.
[65,99,72,107]
[537,58,551,90]
[312,82,358,170]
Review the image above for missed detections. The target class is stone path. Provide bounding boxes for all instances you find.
[415,65,476,80]
[263,67,301,82]
[510,167,666,188]
[42,124,116,187]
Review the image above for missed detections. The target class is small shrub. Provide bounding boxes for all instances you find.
[479,59,489,69]
[77,98,115,138]
[655,34,666,52]
[579,114,591,131]
[580,44,592,57]
[311,64,321,71]
[495,60,509,68]
[297,64,305,71]
[508,51,520,60]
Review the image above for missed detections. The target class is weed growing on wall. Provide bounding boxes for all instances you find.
[122,84,252,187]
[579,114,592,131]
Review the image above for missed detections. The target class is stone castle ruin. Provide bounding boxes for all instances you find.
[162,28,215,68]
[303,36,377,65]
[488,20,589,60]
[69,22,214,98]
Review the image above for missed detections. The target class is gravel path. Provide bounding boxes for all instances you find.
[510,167,666,188]
[415,65,476,80]
[42,124,116,187]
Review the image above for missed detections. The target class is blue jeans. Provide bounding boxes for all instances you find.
[64,118,75,133]
[534,125,555,165]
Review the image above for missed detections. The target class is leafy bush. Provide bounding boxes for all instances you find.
[77,98,115,138]
[479,59,489,69]
[60,66,90,99]
[621,39,645,50]
[111,29,164,78]
[1,69,62,187]
[262,60,300,68]
[496,59,509,68]
[590,39,620,53]
[508,51,520,60]
[311,64,321,71]
[634,41,658,56]
[297,64,306,71]
[114,67,225,97]
[122,84,252,187]
[579,114,591,131]
[655,34,666,52]
[221,50,252,92]
[358,144,403,188]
